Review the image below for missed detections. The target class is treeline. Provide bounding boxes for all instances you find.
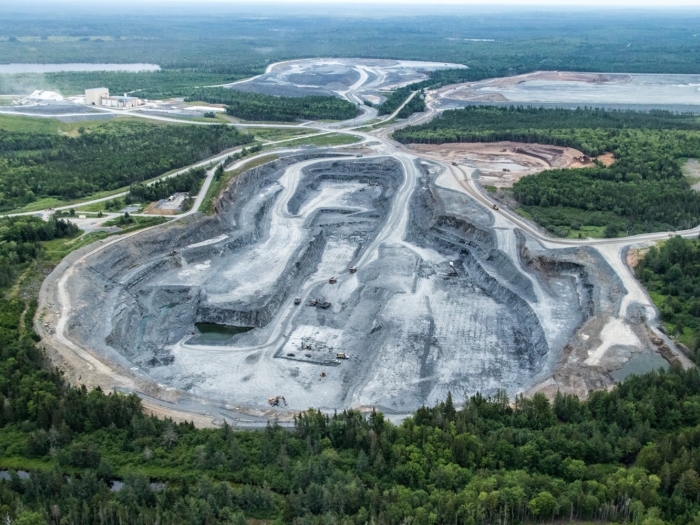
[128,167,206,203]
[377,87,426,118]
[186,88,358,122]
[394,106,700,144]
[0,70,250,99]
[0,122,253,210]
[0,216,77,287]
[395,106,700,237]
[636,236,700,348]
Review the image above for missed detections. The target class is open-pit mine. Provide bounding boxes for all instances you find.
[32,59,696,426]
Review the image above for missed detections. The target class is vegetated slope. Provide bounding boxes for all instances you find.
[186,88,358,122]
[128,167,206,210]
[376,86,426,118]
[396,106,700,237]
[0,121,253,210]
[636,236,700,351]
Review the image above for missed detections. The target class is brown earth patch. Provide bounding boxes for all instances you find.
[143,203,178,215]
[596,152,616,167]
[407,141,590,188]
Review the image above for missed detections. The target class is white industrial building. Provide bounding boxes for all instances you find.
[85,87,108,106]
[84,87,141,108]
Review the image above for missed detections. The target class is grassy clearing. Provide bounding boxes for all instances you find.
[268,133,361,149]
[566,225,607,239]
[200,154,279,215]
[0,113,146,134]
[484,185,497,193]
[245,127,315,142]
[101,216,168,229]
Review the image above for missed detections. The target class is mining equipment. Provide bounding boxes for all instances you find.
[309,298,318,306]
[492,204,499,211]
[287,352,296,357]
[349,266,357,273]
[294,297,301,305]
[452,161,458,166]
[502,168,510,172]
[448,261,458,277]
[319,301,332,309]
[337,353,348,359]
[169,250,178,256]
[305,353,312,358]
[356,154,363,158]
[320,372,326,378]
[268,396,287,407]
[328,277,337,284]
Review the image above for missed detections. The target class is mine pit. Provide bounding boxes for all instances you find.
[62,150,653,417]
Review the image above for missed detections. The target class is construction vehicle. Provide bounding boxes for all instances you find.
[349,266,357,274]
[168,250,178,256]
[448,261,458,277]
[328,277,337,284]
[309,298,318,306]
[305,353,312,358]
[294,297,301,305]
[452,161,458,166]
[319,301,331,309]
[356,154,363,158]
[320,372,326,378]
[268,396,287,407]
[287,352,296,357]
[337,353,348,359]
[502,168,510,172]
[492,204,499,211]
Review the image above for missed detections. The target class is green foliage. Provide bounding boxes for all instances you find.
[0,121,253,211]
[128,167,206,203]
[396,106,700,236]
[636,236,700,353]
[187,88,357,122]
[377,87,426,118]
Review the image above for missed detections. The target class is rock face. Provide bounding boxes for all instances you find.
[66,153,610,415]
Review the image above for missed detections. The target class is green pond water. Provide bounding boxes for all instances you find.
[194,323,254,342]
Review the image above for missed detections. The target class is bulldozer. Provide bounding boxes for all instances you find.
[328,277,337,284]
[349,266,357,274]
[268,396,287,407]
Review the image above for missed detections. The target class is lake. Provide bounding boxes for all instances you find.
[0,63,160,74]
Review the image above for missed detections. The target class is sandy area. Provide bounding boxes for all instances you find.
[407,142,593,188]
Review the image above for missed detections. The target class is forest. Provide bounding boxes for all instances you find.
[186,88,357,122]
[0,121,252,211]
[395,106,700,237]
[127,167,206,204]
[376,87,426,118]
[636,236,700,350]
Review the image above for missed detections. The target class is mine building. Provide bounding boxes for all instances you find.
[85,87,108,106]
[85,87,141,108]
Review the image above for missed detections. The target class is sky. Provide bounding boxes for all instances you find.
[8,0,700,8]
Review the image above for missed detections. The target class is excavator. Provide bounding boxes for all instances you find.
[268,396,287,407]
